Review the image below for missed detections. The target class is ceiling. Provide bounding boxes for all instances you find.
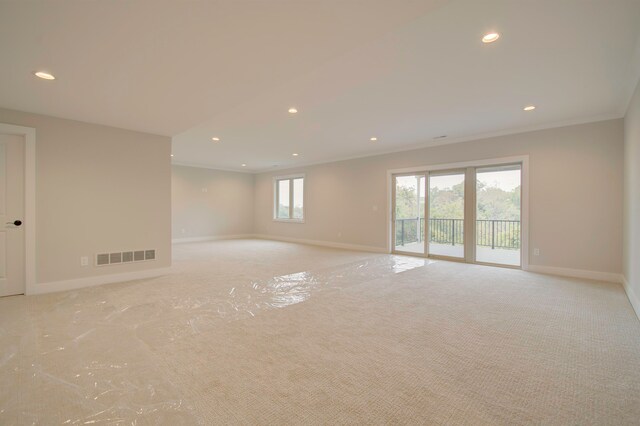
[2,0,640,172]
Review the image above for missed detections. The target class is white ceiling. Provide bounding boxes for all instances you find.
[2,0,640,172]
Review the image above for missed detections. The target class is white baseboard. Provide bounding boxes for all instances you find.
[172,234,254,244]
[527,264,623,284]
[252,234,388,254]
[622,275,640,320]
[28,267,172,295]
[173,233,387,253]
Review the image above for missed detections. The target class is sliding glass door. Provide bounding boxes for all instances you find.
[392,161,523,268]
[393,174,426,254]
[428,170,465,259]
[475,164,522,266]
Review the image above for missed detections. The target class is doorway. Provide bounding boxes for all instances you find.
[390,158,527,269]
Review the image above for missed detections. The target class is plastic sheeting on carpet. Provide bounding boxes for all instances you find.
[0,251,433,425]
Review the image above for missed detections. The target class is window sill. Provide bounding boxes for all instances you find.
[273,218,305,224]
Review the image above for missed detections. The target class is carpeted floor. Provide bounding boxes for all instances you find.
[1,239,639,424]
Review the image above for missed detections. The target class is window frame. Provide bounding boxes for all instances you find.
[273,174,305,223]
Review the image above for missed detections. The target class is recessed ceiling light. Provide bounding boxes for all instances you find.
[292,153,299,157]
[241,163,247,167]
[482,32,500,43]
[288,107,298,114]
[370,137,378,141]
[523,105,536,111]
[171,154,174,157]
[34,71,55,80]
[211,137,220,141]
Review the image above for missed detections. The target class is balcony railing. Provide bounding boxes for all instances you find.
[395,218,520,250]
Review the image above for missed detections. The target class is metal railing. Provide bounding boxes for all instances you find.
[395,217,426,246]
[476,220,521,249]
[429,218,464,246]
[395,218,520,249]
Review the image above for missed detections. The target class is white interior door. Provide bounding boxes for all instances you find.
[0,134,25,297]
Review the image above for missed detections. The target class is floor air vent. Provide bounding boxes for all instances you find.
[96,249,157,266]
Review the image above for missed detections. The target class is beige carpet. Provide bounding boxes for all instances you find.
[1,239,639,424]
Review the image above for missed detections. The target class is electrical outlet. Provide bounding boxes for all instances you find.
[202,188,208,193]
[181,228,186,234]
[80,256,89,267]
[372,205,378,212]
[337,232,342,238]
[534,248,540,256]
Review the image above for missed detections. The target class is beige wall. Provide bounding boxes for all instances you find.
[0,108,171,285]
[3,103,622,289]
[172,165,254,239]
[624,81,640,309]
[255,119,624,274]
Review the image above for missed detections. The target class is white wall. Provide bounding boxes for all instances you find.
[624,81,640,315]
[172,165,254,240]
[255,119,624,275]
[0,108,171,290]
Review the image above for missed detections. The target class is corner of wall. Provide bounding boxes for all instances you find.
[623,275,640,320]
[622,61,640,322]
[250,172,258,235]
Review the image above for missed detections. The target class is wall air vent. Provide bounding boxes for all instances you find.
[96,253,110,266]
[96,249,157,266]
[122,251,134,263]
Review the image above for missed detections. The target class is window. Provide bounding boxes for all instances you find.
[274,175,304,222]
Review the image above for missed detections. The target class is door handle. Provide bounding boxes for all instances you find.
[6,220,22,227]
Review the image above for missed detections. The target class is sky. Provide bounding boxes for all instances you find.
[476,169,521,191]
